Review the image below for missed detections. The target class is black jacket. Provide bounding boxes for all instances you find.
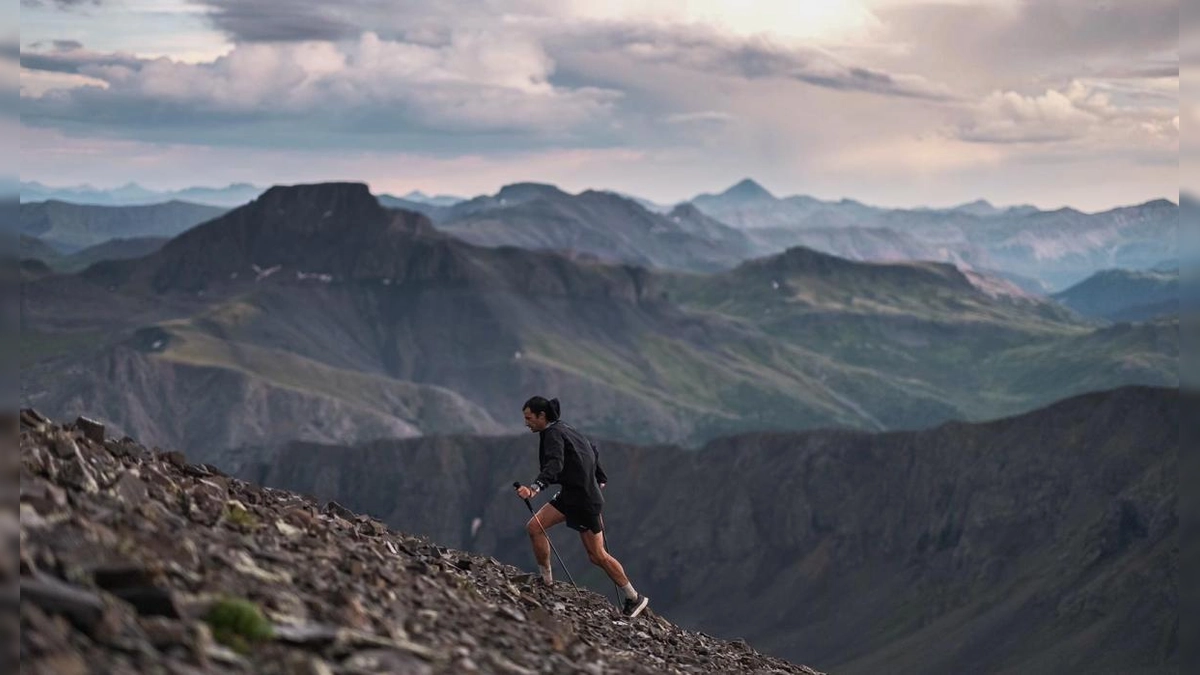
[532,420,608,511]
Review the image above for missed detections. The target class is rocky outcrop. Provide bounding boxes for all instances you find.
[17,409,822,675]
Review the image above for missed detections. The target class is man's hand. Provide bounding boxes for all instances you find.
[516,485,536,500]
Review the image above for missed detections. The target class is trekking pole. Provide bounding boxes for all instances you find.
[513,482,577,588]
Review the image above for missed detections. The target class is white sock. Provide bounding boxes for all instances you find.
[539,565,553,583]
[620,582,637,600]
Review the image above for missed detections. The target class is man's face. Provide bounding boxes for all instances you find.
[523,408,547,432]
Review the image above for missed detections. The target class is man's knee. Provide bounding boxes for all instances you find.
[526,519,542,537]
[585,537,609,566]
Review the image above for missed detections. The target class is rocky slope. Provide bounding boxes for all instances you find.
[238,386,1178,675]
[17,409,820,675]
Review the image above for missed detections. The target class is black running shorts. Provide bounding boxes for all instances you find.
[549,495,603,534]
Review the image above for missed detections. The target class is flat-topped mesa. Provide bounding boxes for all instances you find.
[81,182,442,291]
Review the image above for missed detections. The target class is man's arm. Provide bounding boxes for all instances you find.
[532,429,565,492]
[593,441,608,486]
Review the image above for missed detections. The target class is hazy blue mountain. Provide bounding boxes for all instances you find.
[400,190,465,207]
[689,179,1176,290]
[19,200,227,251]
[1053,268,1178,322]
[20,181,264,207]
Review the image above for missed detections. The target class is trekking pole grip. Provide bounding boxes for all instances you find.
[512,481,534,511]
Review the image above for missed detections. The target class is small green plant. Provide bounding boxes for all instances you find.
[205,597,274,654]
[224,503,258,529]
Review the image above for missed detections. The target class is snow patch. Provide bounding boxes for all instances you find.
[252,264,282,282]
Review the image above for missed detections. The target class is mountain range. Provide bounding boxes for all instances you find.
[19,181,266,208]
[690,179,1176,290]
[233,385,1178,675]
[426,182,759,272]
[17,200,227,252]
[16,178,1179,674]
[20,182,1176,461]
[20,180,467,210]
[21,178,1176,291]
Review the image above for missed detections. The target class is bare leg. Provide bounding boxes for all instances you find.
[579,529,630,587]
[526,502,566,571]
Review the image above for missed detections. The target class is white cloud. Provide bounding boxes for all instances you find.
[548,0,885,46]
[959,80,1178,145]
[662,111,732,124]
[960,86,1099,143]
[22,31,622,138]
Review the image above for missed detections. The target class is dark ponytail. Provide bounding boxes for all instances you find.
[523,395,561,422]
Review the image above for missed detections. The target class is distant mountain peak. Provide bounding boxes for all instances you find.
[720,178,775,201]
[1138,198,1177,209]
[399,190,465,207]
[951,199,1000,216]
[668,202,703,217]
[959,198,993,208]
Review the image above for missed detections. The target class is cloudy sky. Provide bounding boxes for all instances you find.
[16,0,1179,211]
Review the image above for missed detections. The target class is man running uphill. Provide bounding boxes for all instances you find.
[514,396,650,619]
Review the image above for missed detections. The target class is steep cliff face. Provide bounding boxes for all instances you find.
[242,386,1178,674]
[18,409,822,675]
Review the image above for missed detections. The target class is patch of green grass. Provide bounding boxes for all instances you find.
[204,597,273,653]
[154,324,432,415]
[223,503,259,529]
